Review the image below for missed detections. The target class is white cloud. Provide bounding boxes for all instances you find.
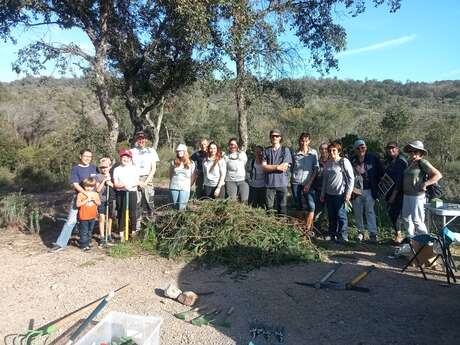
[446,68,460,76]
[338,34,417,57]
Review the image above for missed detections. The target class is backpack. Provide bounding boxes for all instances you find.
[418,160,443,200]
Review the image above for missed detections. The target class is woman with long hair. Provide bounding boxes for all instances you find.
[401,140,442,236]
[224,138,249,202]
[203,141,226,199]
[320,142,354,242]
[169,144,196,210]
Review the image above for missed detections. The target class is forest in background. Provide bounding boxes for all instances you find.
[0,76,459,199]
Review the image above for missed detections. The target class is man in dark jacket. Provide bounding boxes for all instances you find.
[351,139,384,242]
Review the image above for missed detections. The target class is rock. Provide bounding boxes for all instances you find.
[164,283,182,299]
[177,291,198,306]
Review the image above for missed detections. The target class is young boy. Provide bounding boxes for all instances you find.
[76,178,101,251]
[96,157,115,247]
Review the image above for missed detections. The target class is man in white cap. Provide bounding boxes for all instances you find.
[130,131,160,227]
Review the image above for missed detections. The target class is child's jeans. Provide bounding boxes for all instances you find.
[79,219,96,248]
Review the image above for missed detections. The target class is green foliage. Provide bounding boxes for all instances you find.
[107,242,137,258]
[0,192,42,232]
[145,200,321,271]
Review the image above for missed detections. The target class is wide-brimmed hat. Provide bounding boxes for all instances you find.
[404,140,427,154]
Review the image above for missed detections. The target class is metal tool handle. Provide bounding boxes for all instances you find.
[314,263,342,288]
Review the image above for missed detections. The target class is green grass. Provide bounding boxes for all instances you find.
[107,242,138,258]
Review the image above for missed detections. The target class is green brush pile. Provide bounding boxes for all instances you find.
[143,200,322,270]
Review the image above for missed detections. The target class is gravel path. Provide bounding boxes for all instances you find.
[2,226,460,345]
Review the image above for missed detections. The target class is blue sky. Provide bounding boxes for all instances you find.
[1,0,459,83]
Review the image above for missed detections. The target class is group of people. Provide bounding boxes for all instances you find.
[51,128,443,252]
[51,131,158,251]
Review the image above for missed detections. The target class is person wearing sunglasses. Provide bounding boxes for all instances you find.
[224,138,249,203]
[262,129,292,215]
[383,142,407,243]
[351,139,384,243]
[401,140,442,237]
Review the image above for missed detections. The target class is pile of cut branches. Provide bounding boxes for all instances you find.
[144,200,322,270]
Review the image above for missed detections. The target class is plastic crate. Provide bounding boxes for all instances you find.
[74,311,163,345]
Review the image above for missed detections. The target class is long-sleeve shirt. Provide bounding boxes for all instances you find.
[321,158,354,197]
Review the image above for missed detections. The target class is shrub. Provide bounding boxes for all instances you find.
[0,192,42,232]
[144,200,322,271]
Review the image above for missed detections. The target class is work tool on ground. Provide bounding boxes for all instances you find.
[65,290,115,345]
[213,307,234,328]
[295,263,342,289]
[173,305,207,321]
[10,284,129,345]
[124,191,129,241]
[191,309,221,326]
[296,265,375,293]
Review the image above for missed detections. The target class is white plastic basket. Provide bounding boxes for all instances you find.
[74,311,163,345]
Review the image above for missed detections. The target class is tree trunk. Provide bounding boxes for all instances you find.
[94,0,119,153]
[235,52,248,151]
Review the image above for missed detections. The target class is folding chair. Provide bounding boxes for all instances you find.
[401,227,457,284]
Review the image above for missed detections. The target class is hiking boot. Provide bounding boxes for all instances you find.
[369,234,377,243]
[394,231,404,244]
[50,245,64,253]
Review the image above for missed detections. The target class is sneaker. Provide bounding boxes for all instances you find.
[82,246,91,252]
[369,234,377,243]
[50,244,64,252]
[341,235,349,243]
[357,232,364,242]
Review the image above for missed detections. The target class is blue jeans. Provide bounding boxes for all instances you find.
[291,183,316,212]
[79,219,96,248]
[170,189,191,210]
[54,196,78,248]
[351,189,377,234]
[326,194,348,239]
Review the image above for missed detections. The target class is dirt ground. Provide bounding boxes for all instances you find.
[2,191,460,345]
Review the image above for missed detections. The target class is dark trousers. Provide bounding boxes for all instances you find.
[195,174,205,199]
[203,185,225,199]
[116,190,137,233]
[79,219,96,248]
[266,187,288,215]
[388,192,403,232]
[326,194,348,239]
[249,186,266,208]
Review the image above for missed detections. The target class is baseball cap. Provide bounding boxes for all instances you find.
[119,148,133,158]
[176,144,187,152]
[135,131,147,140]
[353,139,366,149]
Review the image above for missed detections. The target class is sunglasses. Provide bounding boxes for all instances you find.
[357,146,366,150]
[271,134,281,138]
[99,166,109,169]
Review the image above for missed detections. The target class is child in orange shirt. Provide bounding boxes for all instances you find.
[76,178,101,251]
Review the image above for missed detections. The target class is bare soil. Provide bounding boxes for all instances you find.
[1,191,460,345]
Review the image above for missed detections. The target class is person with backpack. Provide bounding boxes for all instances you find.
[401,140,442,237]
[248,145,266,208]
[262,129,292,215]
[311,142,329,235]
[50,149,98,252]
[350,139,384,242]
[224,138,249,203]
[320,142,354,242]
[291,132,319,232]
[382,142,407,243]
